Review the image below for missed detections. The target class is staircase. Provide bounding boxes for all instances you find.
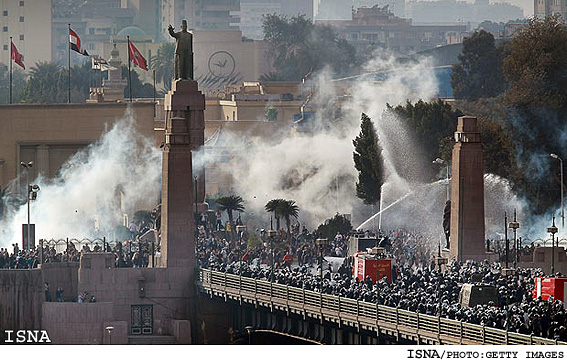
[128,335,178,345]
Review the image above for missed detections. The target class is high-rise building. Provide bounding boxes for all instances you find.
[239,0,313,40]
[534,0,566,20]
[160,0,240,38]
[0,0,53,68]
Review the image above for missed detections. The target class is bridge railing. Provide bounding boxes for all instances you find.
[198,268,565,345]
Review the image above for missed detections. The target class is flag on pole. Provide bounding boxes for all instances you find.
[69,28,89,56]
[91,57,114,71]
[128,40,148,71]
[11,41,25,70]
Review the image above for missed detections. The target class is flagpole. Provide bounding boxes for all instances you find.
[68,23,71,104]
[153,69,156,117]
[9,36,12,104]
[127,36,132,103]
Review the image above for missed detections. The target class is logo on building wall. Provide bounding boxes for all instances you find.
[197,50,244,92]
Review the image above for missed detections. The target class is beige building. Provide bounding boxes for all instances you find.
[0,0,52,68]
[0,103,156,192]
[101,29,272,94]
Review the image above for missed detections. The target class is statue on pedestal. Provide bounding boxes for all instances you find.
[168,20,194,80]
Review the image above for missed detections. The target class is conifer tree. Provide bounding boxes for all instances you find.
[353,113,384,205]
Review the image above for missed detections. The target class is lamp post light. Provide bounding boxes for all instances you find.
[548,216,558,275]
[433,158,450,201]
[245,325,254,345]
[372,246,386,304]
[316,238,328,297]
[236,225,246,277]
[501,268,515,331]
[20,161,34,250]
[105,326,114,345]
[267,229,277,284]
[550,154,564,229]
[508,210,520,269]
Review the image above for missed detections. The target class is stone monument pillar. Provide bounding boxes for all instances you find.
[449,116,486,262]
[160,79,205,268]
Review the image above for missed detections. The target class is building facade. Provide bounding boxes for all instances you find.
[0,0,53,68]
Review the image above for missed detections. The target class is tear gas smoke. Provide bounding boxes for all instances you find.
[0,110,162,248]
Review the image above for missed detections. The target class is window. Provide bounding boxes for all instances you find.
[19,34,24,40]
[3,45,7,51]
[2,10,7,16]
[2,26,7,32]
[19,16,24,22]
[20,1,24,6]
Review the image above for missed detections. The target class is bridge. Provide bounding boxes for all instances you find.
[198,268,566,345]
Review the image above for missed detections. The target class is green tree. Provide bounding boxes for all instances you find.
[277,199,299,239]
[151,43,175,92]
[388,99,463,181]
[265,198,284,230]
[503,16,567,109]
[316,213,352,240]
[261,13,356,81]
[122,65,155,98]
[133,210,154,231]
[0,63,26,104]
[217,194,245,231]
[353,113,384,205]
[20,61,91,103]
[20,62,66,103]
[451,30,506,100]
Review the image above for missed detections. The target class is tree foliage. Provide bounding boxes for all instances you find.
[451,30,506,100]
[151,42,175,92]
[122,65,155,99]
[20,61,92,103]
[217,195,245,226]
[261,13,356,81]
[353,113,384,205]
[503,16,567,110]
[316,213,352,240]
[0,63,26,104]
[277,199,299,239]
[388,100,462,180]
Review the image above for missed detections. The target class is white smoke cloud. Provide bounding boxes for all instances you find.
[0,109,162,248]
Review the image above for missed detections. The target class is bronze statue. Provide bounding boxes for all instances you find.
[168,20,193,80]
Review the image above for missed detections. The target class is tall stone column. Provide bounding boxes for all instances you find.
[161,79,205,269]
[450,116,486,262]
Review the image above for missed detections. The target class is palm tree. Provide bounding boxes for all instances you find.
[277,199,299,240]
[217,195,245,232]
[151,43,175,91]
[265,198,284,230]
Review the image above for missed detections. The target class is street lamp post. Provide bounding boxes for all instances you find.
[508,210,520,269]
[20,161,35,250]
[433,158,450,201]
[268,230,277,284]
[504,212,509,268]
[105,326,114,345]
[373,246,386,304]
[236,225,246,278]
[548,216,558,275]
[550,154,564,229]
[316,238,328,296]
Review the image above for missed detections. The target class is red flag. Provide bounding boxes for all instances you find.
[128,40,148,71]
[11,41,25,70]
[69,28,89,56]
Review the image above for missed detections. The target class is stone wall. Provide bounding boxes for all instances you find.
[42,302,115,344]
[0,269,43,332]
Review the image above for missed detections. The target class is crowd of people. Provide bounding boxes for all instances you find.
[2,212,567,341]
[196,224,567,341]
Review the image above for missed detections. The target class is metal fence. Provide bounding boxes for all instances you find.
[198,268,566,345]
